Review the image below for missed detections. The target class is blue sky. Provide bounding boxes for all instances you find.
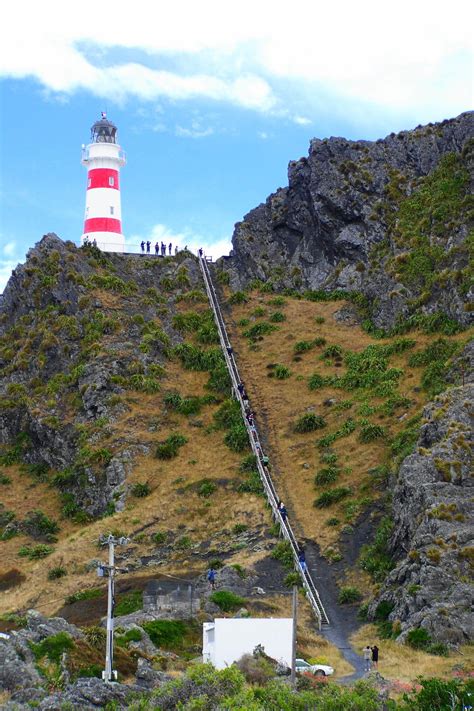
[0,0,472,292]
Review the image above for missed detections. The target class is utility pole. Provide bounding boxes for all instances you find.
[97,534,129,683]
[291,584,298,689]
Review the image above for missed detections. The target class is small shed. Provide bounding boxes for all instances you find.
[203,618,293,670]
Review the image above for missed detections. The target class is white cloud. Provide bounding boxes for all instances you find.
[3,241,17,257]
[0,0,472,117]
[128,223,231,261]
[175,120,214,138]
[0,260,18,294]
[293,116,311,126]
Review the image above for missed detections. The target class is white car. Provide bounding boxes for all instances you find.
[295,658,334,677]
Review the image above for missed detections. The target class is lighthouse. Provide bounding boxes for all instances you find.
[81,113,126,252]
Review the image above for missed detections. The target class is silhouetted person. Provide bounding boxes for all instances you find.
[169,242,172,255]
[146,240,151,253]
[141,240,145,253]
[155,242,159,255]
[371,645,379,669]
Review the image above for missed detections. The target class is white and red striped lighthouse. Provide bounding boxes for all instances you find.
[81,113,126,252]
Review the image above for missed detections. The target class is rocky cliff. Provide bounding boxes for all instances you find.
[370,371,473,645]
[223,112,473,332]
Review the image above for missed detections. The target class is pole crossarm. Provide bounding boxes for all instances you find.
[198,255,329,628]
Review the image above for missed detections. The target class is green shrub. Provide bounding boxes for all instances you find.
[197,480,217,497]
[209,590,246,612]
[77,664,103,678]
[116,628,143,647]
[130,482,151,498]
[294,413,326,433]
[294,340,314,354]
[18,544,54,560]
[271,540,294,569]
[273,364,291,379]
[406,627,431,650]
[175,535,192,550]
[47,566,67,580]
[237,470,263,495]
[359,423,386,443]
[66,588,103,605]
[213,399,242,430]
[224,424,249,452]
[317,418,356,448]
[391,415,422,460]
[142,620,188,649]
[232,523,248,534]
[155,433,187,459]
[359,517,394,581]
[151,531,167,545]
[128,374,161,393]
[326,517,340,527]
[314,487,351,508]
[338,586,362,604]
[314,467,339,486]
[269,311,286,323]
[22,510,59,538]
[30,632,74,663]
[323,344,343,358]
[228,291,248,304]
[239,454,258,472]
[284,572,302,588]
[308,373,325,390]
[114,590,142,616]
[243,322,277,339]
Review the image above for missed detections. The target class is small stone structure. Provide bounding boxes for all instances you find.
[143,580,200,619]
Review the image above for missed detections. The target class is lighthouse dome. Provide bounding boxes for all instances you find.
[90,113,118,144]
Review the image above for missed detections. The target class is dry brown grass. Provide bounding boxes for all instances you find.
[226,291,470,555]
[351,624,474,682]
[0,341,271,616]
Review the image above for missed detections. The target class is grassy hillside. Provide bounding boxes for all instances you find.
[223,286,471,591]
[0,242,274,617]
[1,238,472,690]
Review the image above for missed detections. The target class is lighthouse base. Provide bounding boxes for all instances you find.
[81,233,125,253]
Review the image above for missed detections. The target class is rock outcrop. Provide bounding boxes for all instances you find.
[370,383,473,644]
[0,235,203,517]
[221,111,473,331]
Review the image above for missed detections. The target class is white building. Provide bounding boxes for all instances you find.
[203,618,293,670]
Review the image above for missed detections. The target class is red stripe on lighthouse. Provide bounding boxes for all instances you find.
[87,168,120,190]
[84,218,122,233]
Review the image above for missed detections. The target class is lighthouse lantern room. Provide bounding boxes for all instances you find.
[81,113,126,252]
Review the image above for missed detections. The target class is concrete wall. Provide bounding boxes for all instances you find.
[203,618,293,670]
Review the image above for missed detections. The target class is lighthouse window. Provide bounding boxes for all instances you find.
[109,176,115,186]
[110,206,114,215]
